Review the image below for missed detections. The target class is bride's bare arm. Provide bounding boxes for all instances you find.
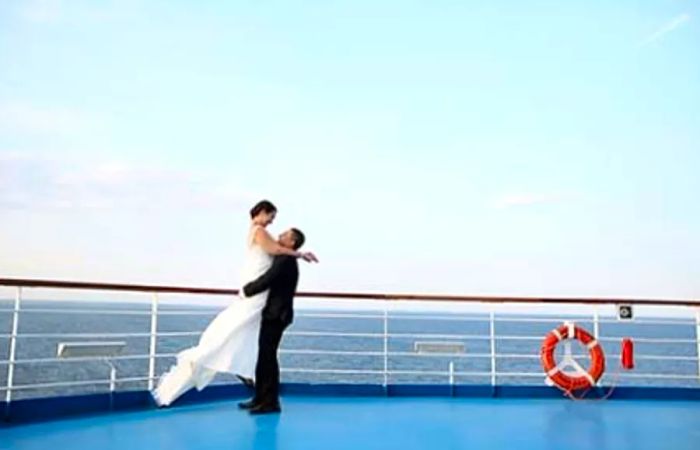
[254,227,301,257]
[253,227,319,262]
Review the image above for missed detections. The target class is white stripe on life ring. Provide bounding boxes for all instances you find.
[582,371,596,386]
[547,367,560,377]
[586,339,599,350]
[566,322,575,339]
[552,329,563,341]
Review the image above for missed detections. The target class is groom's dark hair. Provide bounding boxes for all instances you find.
[250,200,277,218]
[290,228,305,250]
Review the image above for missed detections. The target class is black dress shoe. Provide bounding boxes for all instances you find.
[236,375,255,388]
[238,399,259,410]
[249,403,281,415]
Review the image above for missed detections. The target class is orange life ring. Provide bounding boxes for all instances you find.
[540,323,605,391]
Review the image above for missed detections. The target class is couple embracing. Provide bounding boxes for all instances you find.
[153,200,318,414]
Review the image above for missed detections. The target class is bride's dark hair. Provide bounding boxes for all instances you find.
[250,200,277,219]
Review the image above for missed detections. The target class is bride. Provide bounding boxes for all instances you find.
[152,200,317,407]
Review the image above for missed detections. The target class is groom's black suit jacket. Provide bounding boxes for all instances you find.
[242,254,299,406]
[242,255,299,326]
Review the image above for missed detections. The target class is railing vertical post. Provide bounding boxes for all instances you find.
[383,306,389,389]
[489,310,496,387]
[696,309,700,383]
[449,361,455,397]
[4,287,22,419]
[593,306,600,339]
[107,360,117,411]
[148,293,159,391]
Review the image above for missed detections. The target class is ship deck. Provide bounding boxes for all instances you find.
[2,395,700,450]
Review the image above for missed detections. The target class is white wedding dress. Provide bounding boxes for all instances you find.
[152,226,273,407]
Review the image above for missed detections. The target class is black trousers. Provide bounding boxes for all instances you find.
[254,318,288,406]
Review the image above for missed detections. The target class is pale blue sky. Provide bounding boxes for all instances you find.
[1,0,698,299]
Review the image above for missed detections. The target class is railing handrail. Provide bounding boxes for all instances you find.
[1,277,699,306]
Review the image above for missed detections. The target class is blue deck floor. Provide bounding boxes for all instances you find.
[2,396,699,450]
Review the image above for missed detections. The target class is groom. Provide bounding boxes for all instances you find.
[238,227,306,414]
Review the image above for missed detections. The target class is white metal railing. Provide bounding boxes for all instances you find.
[1,279,700,413]
[3,287,21,416]
[148,293,158,391]
[696,311,700,383]
[382,309,389,387]
[489,311,496,386]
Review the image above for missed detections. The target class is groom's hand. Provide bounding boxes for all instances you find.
[242,255,289,297]
[301,252,319,263]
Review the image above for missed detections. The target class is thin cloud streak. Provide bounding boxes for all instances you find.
[639,13,691,47]
[0,101,93,135]
[18,0,139,24]
[0,153,257,211]
[492,192,568,209]
[19,0,61,23]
